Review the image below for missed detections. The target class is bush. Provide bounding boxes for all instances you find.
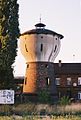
[38,89,51,103]
[59,96,71,106]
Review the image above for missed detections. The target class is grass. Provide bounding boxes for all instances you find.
[0,115,81,120]
[0,103,81,119]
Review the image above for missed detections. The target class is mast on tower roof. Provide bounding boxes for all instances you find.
[35,14,46,29]
[40,14,41,23]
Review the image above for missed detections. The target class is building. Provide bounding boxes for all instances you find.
[19,22,63,101]
[15,22,81,102]
[54,62,81,101]
[14,62,81,101]
[14,76,23,94]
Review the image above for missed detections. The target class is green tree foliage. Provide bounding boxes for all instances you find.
[0,0,20,89]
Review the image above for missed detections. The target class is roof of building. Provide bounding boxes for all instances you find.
[20,23,64,39]
[54,63,81,74]
[14,76,24,84]
[35,23,46,28]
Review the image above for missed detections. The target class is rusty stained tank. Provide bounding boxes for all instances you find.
[20,23,64,98]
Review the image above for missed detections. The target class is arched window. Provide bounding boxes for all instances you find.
[54,45,57,52]
[46,77,50,85]
[45,64,48,68]
[40,43,43,52]
[25,44,28,52]
[27,64,29,68]
[24,77,27,85]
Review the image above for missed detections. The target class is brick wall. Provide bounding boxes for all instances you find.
[55,73,81,100]
[23,62,57,96]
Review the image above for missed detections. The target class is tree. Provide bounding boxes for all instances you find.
[0,0,20,89]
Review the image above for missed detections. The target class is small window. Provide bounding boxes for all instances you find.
[55,78,60,85]
[24,77,27,85]
[78,77,81,85]
[40,44,43,52]
[41,36,43,38]
[54,45,57,52]
[67,77,71,85]
[78,92,81,99]
[27,64,29,68]
[25,44,28,52]
[45,64,48,68]
[46,77,50,85]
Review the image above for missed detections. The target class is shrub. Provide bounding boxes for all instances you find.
[59,96,71,106]
[38,89,51,103]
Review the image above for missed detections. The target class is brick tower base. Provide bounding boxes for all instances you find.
[23,62,58,102]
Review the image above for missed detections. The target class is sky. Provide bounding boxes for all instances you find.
[13,0,81,76]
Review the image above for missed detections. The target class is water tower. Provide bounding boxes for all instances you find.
[20,23,64,100]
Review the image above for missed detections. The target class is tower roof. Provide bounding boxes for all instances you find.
[21,23,64,39]
[35,23,46,28]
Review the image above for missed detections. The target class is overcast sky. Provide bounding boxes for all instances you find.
[13,0,81,76]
